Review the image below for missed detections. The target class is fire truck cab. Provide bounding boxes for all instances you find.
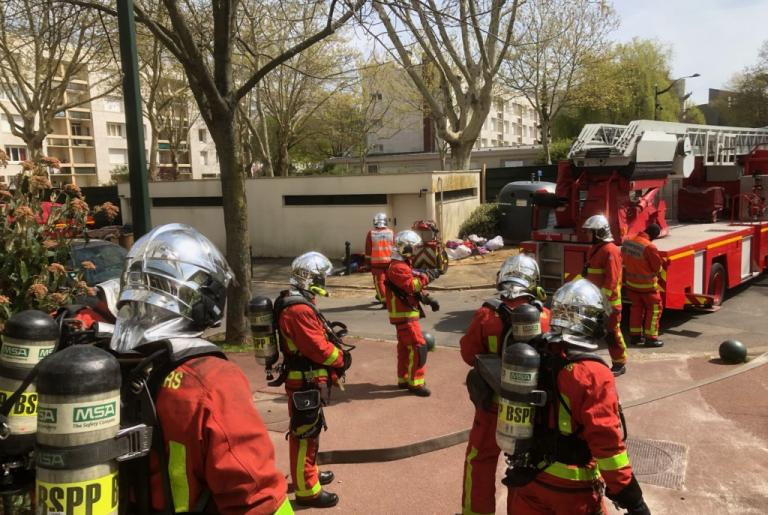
[521,120,768,309]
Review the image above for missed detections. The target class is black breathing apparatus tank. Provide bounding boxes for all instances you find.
[35,345,121,515]
[509,303,542,343]
[249,296,279,378]
[0,310,59,493]
[497,304,545,456]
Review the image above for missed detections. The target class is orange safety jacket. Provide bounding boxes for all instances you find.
[151,352,292,514]
[585,241,623,309]
[385,259,428,324]
[536,352,635,497]
[365,228,394,268]
[276,293,344,391]
[621,232,663,293]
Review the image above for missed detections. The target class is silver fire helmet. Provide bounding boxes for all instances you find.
[373,213,388,228]
[95,278,121,319]
[582,214,614,242]
[393,230,422,259]
[497,254,540,297]
[549,278,608,343]
[111,223,233,352]
[290,251,333,292]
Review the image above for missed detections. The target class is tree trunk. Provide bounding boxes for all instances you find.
[275,141,290,177]
[449,141,473,171]
[26,135,45,160]
[149,122,159,181]
[211,115,250,344]
[540,117,552,165]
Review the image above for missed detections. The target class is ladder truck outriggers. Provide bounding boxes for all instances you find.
[522,120,768,310]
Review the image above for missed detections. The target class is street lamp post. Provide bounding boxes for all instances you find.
[653,73,701,120]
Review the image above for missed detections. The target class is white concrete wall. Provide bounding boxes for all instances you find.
[119,171,480,258]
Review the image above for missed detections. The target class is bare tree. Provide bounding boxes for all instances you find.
[0,0,116,158]
[370,0,519,170]
[503,0,618,163]
[68,0,365,343]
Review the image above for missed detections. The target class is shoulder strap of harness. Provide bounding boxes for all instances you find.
[121,338,226,515]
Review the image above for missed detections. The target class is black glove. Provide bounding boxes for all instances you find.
[625,499,651,515]
[341,350,352,371]
[428,298,440,312]
[608,476,646,513]
[426,269,441,281]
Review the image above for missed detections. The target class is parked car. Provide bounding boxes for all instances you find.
[70,239,127,286]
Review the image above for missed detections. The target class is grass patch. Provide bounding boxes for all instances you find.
[207,333,254,353]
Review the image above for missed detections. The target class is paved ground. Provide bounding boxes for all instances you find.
[240,253,768,514]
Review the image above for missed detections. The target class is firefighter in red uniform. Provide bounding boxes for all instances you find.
[365,212,394,305]
[622,224,664,347]
[385,230,440,397]
[274,251,351,508]
[459,254,551,515]
[582,214,628,376]
[109,224,292,514]
[505,278,651,515]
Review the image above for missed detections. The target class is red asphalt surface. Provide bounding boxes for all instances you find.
[230,339,768,515]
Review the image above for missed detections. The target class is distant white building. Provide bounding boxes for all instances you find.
[0,69,219,186]
[363,62,541,164]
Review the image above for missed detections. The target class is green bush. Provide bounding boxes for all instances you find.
[458,203,502,239]
[538,138,573,163]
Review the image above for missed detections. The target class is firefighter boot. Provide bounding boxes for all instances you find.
[611,363,627,377]
[645,338,664,348]
[319,471,335,485]
[408,385,432,397]
[630,336,644,346]
[296,490,339,508]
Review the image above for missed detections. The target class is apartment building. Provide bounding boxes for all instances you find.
[0,72,219,186]
[365,62,540,164]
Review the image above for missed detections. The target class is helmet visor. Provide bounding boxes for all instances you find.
[110,301,201,353]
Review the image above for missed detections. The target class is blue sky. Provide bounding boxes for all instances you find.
[612,0,767,103]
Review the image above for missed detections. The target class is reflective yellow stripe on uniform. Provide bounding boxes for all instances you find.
[295,440,321,498]
[462,447,493,515]
[412,278,423,292]
[287,369,329,381]
[487,336,498,354]
[388,296,420,318]
[596,450,630,471]
[558,393,572,435]
[168,440,190,512]
[274,497,295,515]
[322,346,340,366]
[542,461,601,481]
[625,280,656,290]
[587,267,604,274]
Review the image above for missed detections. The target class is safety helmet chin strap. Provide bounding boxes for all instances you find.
[309,285,329,297]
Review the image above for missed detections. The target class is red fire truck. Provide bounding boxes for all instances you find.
[521,120,768,310]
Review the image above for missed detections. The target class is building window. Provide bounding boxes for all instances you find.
[108,148,127,165]
[371,144,384,153]
[284,194,387,206]
[367,164,379,174]
[200,150,208,165]
[436,187,478,202]
[104,97,123,112]
[107,123,123,137]
[5,146,27,162]
[198,128,207,142]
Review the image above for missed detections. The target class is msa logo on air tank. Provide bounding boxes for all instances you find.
[1,344,29,358]
[37,475,119,515]
[73,402,117,423]
[38,407,58,423]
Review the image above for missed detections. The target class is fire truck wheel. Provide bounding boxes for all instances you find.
[708,263,727,306]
